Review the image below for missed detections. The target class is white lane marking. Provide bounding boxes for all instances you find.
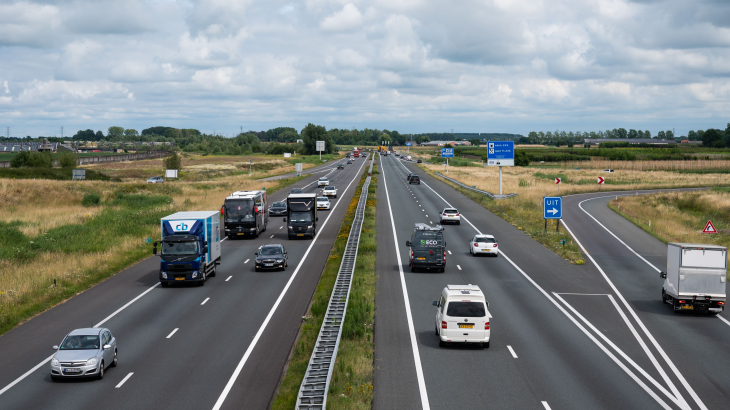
[221,237,227,242]
[226,276,232,282]
[430,221,433,224]
[553,293,684,408]
[457,265,462,270]
[166,328,179,339]
[556,292,611,296]
[447,250,452,255]
[381,156,431,409]
[280,226,283,229]
[541,402,551,410]
[0,283,163,396]
[212,156,368,410]
[561,220,697,410]
[718,315,730,328]
[201,297,210,305]
[244,259,250,264]
[507,345,518,359]
[422,209,424,212]
[425,215,428,217]
[270,235,274,238]
[116,372,134,388]
[392,158,673,410]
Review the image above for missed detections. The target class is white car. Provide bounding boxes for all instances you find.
[146,176,164,184]
[322,185,337,198]
[440,208,461,225]
[318,177,329,187]
[433,285,490,348]
[316,197,330,210]
[470,234,499,256]
[603,169,615,173]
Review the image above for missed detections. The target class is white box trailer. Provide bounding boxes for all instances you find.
[661,243,727,314]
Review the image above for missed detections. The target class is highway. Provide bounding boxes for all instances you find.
[0,155,368,409]
[373,154,730,410]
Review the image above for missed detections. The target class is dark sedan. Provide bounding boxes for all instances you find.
[269,201,287,216]
[255,244,288,271]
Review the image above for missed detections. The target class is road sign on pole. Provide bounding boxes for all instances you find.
[597,177,605,184]
[316,140,325,160]
[555,178,561,184]
[441,148,454,174]
[486,141,514,167]
[703,219,717,243]
[543,197,562,219]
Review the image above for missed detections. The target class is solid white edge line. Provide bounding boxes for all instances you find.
[211,156,368,410]
[561,219,700,410]
[393,159,672,410]
[0,282,160,397]
[507,345,518,359]
[201,297,210,305]
[166,328,179,339]
[115,372,134,388]
[381,156,431,409]
[225,276,232,282]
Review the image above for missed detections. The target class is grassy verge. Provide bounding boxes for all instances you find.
[608,189,730,279]
[287,153,343,166]
[0,176,302,336]
[0,167,117,181]
[271,164,374,409]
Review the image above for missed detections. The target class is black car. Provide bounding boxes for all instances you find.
[255,244,288,271]
[290,188,303,194]
[409,175,420,184]
[337,164,344,169]
[347,160,353,164]
[417,159,422,163]
[269,201,287,216]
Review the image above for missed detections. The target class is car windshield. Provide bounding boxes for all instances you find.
[259,247,282,256]
[291,189,303,193]
[444,209,458,214]
[325,187,334,190]
[60,335,100,350]
[475,237,496,243]
[446,302,486,317]
[272,202,286,208]
[161,240,199,255]
[225,199,255,221]
[317,197,328,202]
[289,211,313,223]
[413,231,443,248]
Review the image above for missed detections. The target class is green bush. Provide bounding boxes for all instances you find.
[0,168,114,181]
[515,150,530,166]
[163,152,182,170]
[10,151,53,168]
[81,192,102,206]
[58,151,77,168]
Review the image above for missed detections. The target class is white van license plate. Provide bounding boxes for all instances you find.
[458,324,474,329]
[483,249,490,252]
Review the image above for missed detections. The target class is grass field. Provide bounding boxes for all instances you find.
[415,162,730,264]
[271,163,375,410]
[0,161,305,336]
[609,188,730,277]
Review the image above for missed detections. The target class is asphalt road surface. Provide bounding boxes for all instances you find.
[373,155,730,410]
[0,155,368,409]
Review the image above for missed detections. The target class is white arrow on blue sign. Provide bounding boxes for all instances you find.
[543,196,562,219]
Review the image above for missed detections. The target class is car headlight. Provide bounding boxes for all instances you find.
[51,357,59,366]
[250,228,255,231]
[191,271,199,278]
[307,225,312,229]
[289,226,293,229]
[86,357,97,367]
[161,272,167,279]
[276,259,284,263]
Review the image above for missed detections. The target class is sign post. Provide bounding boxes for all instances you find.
[597,176,605,191]
[555,177,561,195]
[316,140,325,160]
[487,141,515,196]
[441,147,454,174]
[543,196,563,232]
[703,220,717,244]
[295,162,303,177]
[406,141,411,154]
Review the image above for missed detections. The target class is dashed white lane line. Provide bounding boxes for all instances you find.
[116,372,134,388]
[718,315,730,327]
[279,226,283,229]
[541,402,551,410]
[244,259,250,263]
[457,265,462,270]
[201,297,210,305]
[166,328,179,339]
[221,237,227,242]
[226,276,232,282]
[422,209,424,212]
[270,235,274,238]
[507,345,518,358]
[425,215,428,217]
[447,250,452,255]
[430,221,433,224]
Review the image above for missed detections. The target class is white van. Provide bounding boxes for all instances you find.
[433,284,491,348]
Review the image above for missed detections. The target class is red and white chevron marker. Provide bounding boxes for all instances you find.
[555,178,561,184]
[597,176,605,184]
[702,220,717,234]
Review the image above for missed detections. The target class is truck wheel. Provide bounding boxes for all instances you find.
[161,282,169,288]
[662,289,669,304]
[198,272,206,286]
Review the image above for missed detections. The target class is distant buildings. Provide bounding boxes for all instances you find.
[418,140,472,147]
[583,138,676,146]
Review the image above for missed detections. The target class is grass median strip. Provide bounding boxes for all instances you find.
[271,165,376,410]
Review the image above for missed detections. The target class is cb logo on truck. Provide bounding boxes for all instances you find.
[176,223,188,231]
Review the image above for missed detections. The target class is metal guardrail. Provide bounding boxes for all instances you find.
[436,172,518,199]
[296,158,374,409]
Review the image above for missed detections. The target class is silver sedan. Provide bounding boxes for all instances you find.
[51,328,117,380]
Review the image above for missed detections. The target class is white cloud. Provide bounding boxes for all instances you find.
[321,4,363,31]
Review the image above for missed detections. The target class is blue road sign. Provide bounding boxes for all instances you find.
[405,142,412,146]
[543,197,562,219]
[486,141,515,166]
[441,148,454,157]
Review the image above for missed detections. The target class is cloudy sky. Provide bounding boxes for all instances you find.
[2,0,730,138]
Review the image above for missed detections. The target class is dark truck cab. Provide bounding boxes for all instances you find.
[406,223,446,272]
[221,190,268,238]
[285,193,318,239]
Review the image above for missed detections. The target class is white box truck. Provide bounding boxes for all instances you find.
[661,243,727,314]
[154,211,222,287]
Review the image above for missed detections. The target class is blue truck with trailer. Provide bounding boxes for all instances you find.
[154,211,222,287]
